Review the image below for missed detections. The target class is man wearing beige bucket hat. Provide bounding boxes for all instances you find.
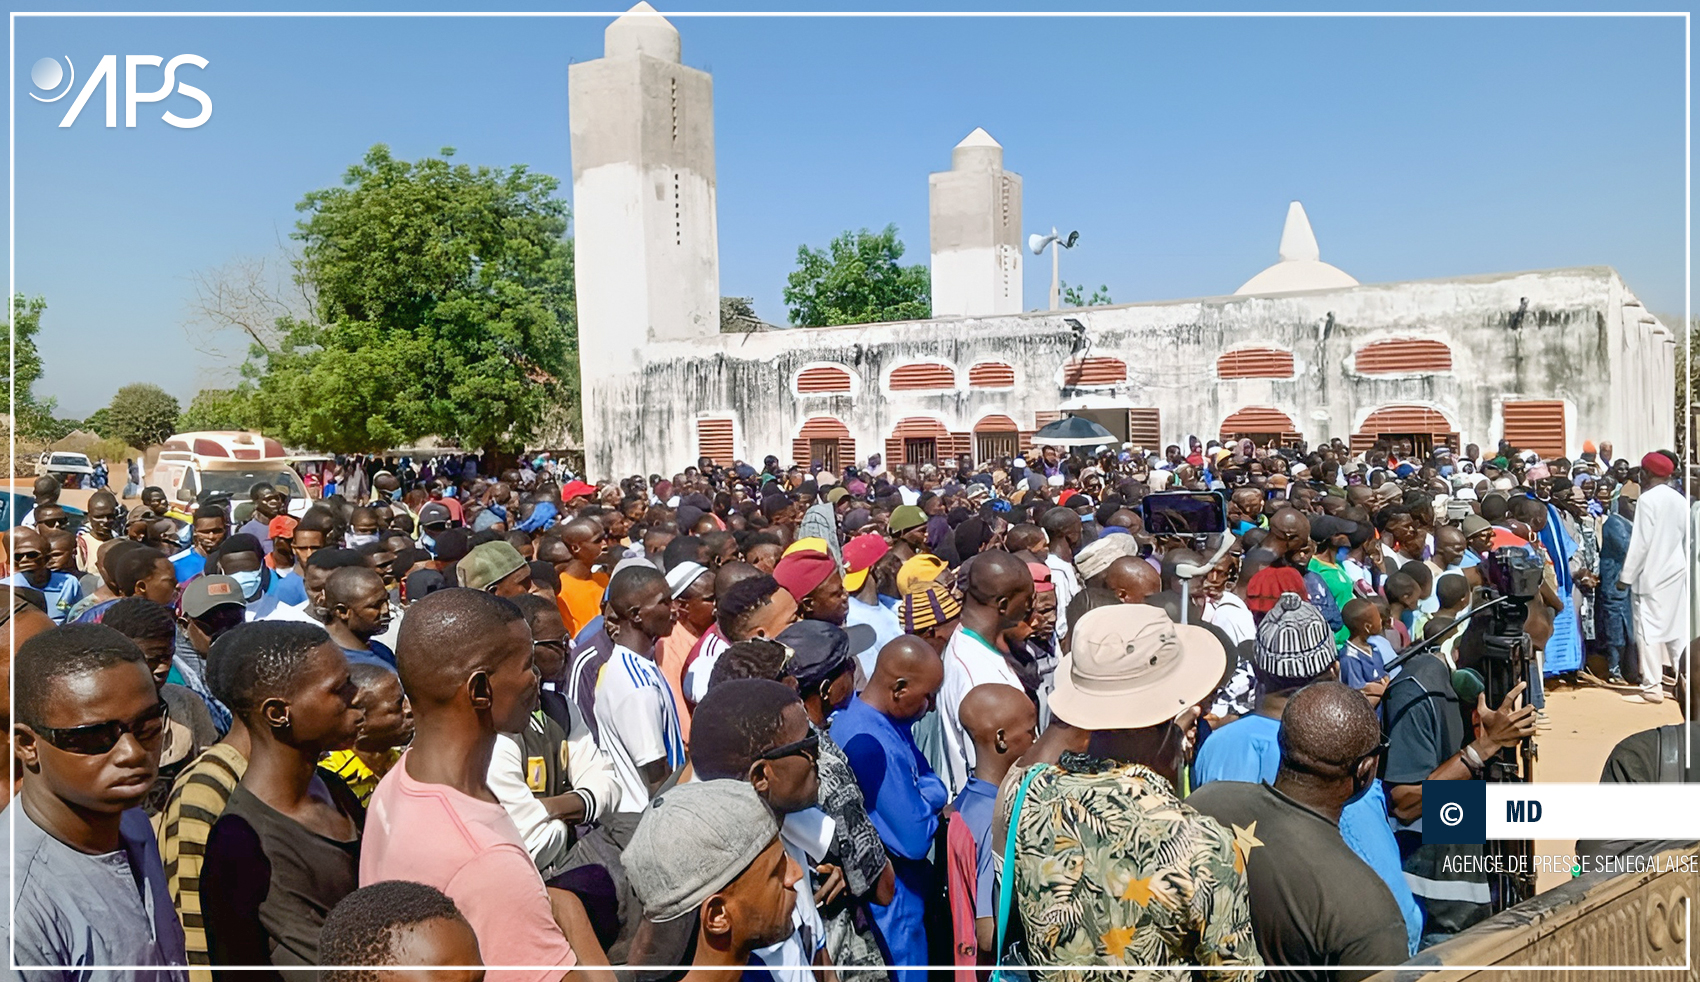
[1006,603,1261,975]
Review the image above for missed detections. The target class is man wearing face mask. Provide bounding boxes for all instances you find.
[415,502,453,558]
[1008,604,1261,976]
[345,507,384,550]
[207,534,286,621]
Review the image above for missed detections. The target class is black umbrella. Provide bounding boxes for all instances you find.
[1031,415,1117,448]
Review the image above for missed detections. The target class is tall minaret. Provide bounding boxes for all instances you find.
[570,3,719,471]
[928,128,1022,318]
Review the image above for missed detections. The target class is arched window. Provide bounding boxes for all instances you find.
[968,362,1016,388]
[792,417,855,471]
[1354,339,1453,375]
[888,362,957,391]
[1219,407,1300,445]
[1216,347,1295,379]
[795,365,854,394]
[1061,357,1127,386]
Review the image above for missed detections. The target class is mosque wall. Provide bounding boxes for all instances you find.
[579,265,1674,477]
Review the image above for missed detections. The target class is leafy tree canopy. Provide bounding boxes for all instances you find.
[4,295,74,440]
[178,388,260,433]
[1060,280,1113,307]
[102,383,182,450]
[241,145,577,454]
[783,225,930,327]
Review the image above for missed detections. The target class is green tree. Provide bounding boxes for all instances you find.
[1060,280,1113,307]
[783,225,930,327]
[102,383,182,449]
[82,407,115,438]
[179,387,259,432]
[241,145,577,453]
[3,294,72,439]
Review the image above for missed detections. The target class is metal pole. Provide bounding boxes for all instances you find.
[1049,226,1060,311]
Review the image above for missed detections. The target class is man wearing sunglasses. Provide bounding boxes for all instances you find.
[692,678,833,981]
[6,526,84,625]
[5,623,188,974]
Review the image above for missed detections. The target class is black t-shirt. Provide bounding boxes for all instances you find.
[1601,723,1697,784]
[202,770,364,978]
[1186,781,1409,981]
[1379,652,1490,940]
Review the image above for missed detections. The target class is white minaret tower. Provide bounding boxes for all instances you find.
[570,3,719,472]
[928,127,1022,318]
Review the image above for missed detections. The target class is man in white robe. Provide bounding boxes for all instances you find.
[1619,451,1689,704]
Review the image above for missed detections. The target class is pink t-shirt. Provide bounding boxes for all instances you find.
[360,751,577,980]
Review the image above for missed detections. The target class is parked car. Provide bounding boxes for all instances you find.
[36,451,96,488]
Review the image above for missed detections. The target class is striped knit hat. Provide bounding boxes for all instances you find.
[899,583,961,633]
[1253,593,1336,682]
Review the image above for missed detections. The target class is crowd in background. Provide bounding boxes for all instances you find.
[2,431,1691,982]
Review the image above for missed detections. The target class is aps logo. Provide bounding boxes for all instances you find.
[29,55,211,129]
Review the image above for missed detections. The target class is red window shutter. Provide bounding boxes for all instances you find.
[1354,339,1453,375]
[968,362,1016,388]
[1127,408,1161,450]
[696,418,735,465]
[1216,348,1295,379]
[1502,401,1566,458]
[1219,407,1300,441]
[1062,357,1127,386]
[796,366,853,394]
[889,363,956,391]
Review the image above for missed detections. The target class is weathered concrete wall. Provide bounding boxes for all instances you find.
[578,265,1674,478]
[570,5,719,472]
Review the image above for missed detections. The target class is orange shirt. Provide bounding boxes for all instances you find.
[558,571,607,638]
[656,624,700,744]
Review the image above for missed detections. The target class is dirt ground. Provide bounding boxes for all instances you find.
[1530,679,1683,892]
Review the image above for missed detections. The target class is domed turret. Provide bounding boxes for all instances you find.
[1234,201,1359,295]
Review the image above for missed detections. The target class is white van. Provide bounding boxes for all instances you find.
[148,431,310,517]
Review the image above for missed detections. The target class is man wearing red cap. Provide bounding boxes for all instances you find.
[843,533,901,676]
[772,549,847,627]
[1618,451,1688,704]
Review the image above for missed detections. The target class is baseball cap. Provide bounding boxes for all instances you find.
[267,515,299,539]
[666,561,710,600]
[182,574,246,618]
[1460,514,1493,537]
[896,554,947,595]
[561,479,597,501]
[888,505,927,534]
[621,780,780,923]
[778,620,871,690]
[825,487,850,504]
[841,533,889,592]
[455,541,528,591]
[1254,593,1337,682]
[418,502,452,528]
[1049,605,1225,730]
[1307,515,1358,544]
[772,549,837,601]
[1075,534,1139,582]
[782,537,832,558]
[1027,562,1055,593]
[898,583,961,633]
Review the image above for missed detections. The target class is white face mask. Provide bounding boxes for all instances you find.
[346,532,380,549]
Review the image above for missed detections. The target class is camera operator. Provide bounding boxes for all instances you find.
[1382,642,1538,946]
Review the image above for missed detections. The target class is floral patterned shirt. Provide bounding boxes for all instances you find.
[1010,756,1263,981]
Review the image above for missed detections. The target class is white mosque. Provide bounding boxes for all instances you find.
[569,4,1675,479]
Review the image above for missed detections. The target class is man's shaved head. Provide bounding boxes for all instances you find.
[713,559,761,598]
[1279,681,1381,776]
[395,587,527,702]
[958,682,1037,746]
[1269,508,1310,542]
[1004,524,1047,555]
[1104,556,1161,604]
[963,550,1031,608]
[870,635,942,689]
[560,518,601,546]
[325,566,386,608]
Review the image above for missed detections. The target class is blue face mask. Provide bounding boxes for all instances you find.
[388,488,404,501]
[420,534,437,557]
[229,568,263,601]
[346,532,379,549]
[442,487,457,499]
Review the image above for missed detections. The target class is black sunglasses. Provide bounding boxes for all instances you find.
[533,638,568,653]
[1352,734,1391,771]
[755,733,819,764]
[34,700,169,756]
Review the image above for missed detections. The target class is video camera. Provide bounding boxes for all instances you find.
[1454,545,1542,908]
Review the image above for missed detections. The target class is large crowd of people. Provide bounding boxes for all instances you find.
[2,433,1691,981]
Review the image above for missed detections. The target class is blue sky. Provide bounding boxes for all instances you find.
[11,5,1688,417]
